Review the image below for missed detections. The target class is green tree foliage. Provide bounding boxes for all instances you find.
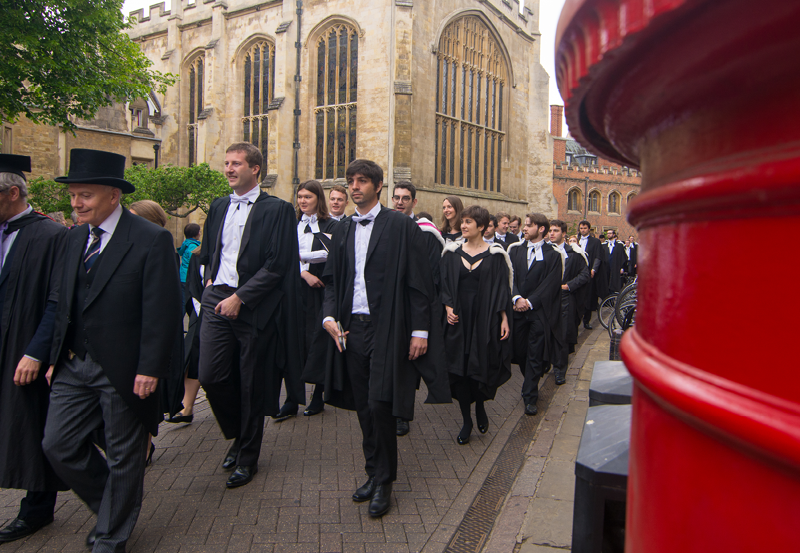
[0,0,175,133]
[124,164,231,217]
[27,164,231,219]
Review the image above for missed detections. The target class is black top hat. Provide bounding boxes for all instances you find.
[55,149,135,193]
[0,154,32,180]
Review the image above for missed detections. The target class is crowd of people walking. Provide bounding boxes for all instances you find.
[0,147,634,550]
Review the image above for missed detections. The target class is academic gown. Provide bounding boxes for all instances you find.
[0,214,69,491]
[508,241,564,369]
[628,244,638,277]
[300,216,337,385]
[562,245,590,351]
[607,240,628,293]
[440,243,513,400]
[314,207,451,421]
[582,236,609,306]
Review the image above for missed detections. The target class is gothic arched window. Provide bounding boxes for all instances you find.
[588,190,600,213]
[609,191,621,214]
[435,16,507,192]
[187,55,204,166]
[315,24,358,180]
[568,188,581,211]
[242,40,275,172]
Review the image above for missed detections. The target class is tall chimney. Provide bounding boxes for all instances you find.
[550,105,564,137]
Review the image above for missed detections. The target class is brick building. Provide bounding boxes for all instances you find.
[550,105,641,239]
[124,0,557,220]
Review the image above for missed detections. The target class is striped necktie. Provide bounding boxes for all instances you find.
[84,227,105,272]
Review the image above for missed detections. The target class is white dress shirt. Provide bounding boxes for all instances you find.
[297,213,327,272]
[330,214,343,221]
[512,239,545,309]
[0,205,32,270]
[495,232,507,241]
[579,235,588,251]
[85,203,123,255]
[608,240,615,253]
[483,236,495,245]
[213,185,261,288]
[324,203,427,339]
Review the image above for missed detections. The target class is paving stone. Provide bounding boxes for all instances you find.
[520,497,574,548]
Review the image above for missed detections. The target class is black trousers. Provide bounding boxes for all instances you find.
[199,286,270,467]
[513,315,546,405]
[345,319,397,485]
[18,491,57,523]
[554,291,571,378]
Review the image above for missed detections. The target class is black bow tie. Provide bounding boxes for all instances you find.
[304,224,313,234]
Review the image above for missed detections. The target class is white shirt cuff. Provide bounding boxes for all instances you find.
[411,331,428,339]
[322,316,335,328]
[23,355,40,363]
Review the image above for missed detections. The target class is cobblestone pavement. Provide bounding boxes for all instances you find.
[1,365,532,552]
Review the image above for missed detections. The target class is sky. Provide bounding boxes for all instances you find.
[122,0,568,125]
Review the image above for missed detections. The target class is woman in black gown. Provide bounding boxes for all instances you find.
[441,205,513,445]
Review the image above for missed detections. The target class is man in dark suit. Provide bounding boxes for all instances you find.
[508,213,563,416]
[197,142,303,488]
[578,220,607,329]
[0,155,68,544]
[42,149,182,551]
[494,211,521,250]
[605,229,628,293]
[320,159,449,518]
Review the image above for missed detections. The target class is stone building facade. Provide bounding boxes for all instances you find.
[126,0,555,220]
[1,101,162,182]
[550,105,641,239]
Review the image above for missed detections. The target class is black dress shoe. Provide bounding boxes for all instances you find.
[475,403,488,434]
[222,444,239,470]
[525,404,538,416]
[457,423,472,445]
[555,375,566,385]
[166,412,194,424]
[396,419,410,436]
[85,525,96,548]
[303,402,324,416]
[226,465,258,488]
[583,323,593,330]
[0,516,53,543]
[352,476,376,502]
[272,403,298,422]
[368,483,392,518]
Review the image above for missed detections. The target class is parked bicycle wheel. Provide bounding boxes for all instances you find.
[599,294,617,330]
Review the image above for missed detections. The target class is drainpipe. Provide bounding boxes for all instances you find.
[584,175,588,219]
[292,0,303,204]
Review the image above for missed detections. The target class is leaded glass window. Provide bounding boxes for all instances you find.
[589,191,601,213]
[435,17,507,192]
[568,189,580,211]
[609,192,621,214]
[187,55,204,166]
[315,24,358,180]
[242,40,275,173]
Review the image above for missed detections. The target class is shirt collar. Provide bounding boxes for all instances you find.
[495,232,506,239]
[91,203,123,237]
[528,238,545,249]
[301,213,318,224]
[6,205,33,224]
[233,184,261,203]
[354,203,382,220]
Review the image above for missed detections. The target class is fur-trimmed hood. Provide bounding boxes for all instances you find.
[416,217,446,248]
[442,241,514,291]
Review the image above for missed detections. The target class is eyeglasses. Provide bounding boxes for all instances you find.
[392,195,412,202]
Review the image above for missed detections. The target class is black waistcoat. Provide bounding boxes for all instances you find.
[67,252,105,360]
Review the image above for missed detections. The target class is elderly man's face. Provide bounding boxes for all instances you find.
[69,184,120,227]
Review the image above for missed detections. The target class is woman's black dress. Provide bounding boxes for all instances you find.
[441,245,513,403]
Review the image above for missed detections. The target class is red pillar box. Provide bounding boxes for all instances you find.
[556,0,800,550]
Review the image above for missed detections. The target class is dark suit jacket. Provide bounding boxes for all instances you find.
[50,208,182,435]
[495,233,520,251]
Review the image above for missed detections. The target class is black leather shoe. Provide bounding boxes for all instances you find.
[555,375,566,385]
[166,412,193,424]
[85,525,96,548]
[525,404,538,416]
[583,323,593,330]
[352,476,376,502]
[226,465,258,488]
[456,423,472,445]
[475,404,488,434]
[303,402,324,416]
[396,419,410,436]
[0,516,53,543]
[272,403,297,422]
[368,483,392,518]
[222,444,239,470]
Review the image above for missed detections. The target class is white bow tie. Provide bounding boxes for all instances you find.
[230,194,253,205]
[301,214,318,224]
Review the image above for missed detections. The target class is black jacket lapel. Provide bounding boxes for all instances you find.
[239,192,268,262]
[209,198,230,281]
[366,206,390,262]
[83,210,133,311]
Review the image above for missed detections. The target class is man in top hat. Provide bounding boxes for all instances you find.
[42,149,182,551]
[0,155,69,544]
